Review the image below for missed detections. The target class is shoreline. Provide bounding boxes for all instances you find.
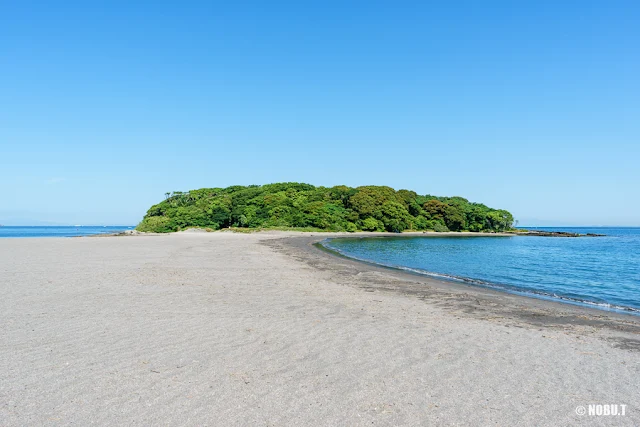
[316,236,639,317]
[7,228,639,322]
[264,232,640,335]
[68,228,640,319]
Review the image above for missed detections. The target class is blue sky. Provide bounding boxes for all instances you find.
[1,1,638,226]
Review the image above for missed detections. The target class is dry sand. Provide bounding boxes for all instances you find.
[1,231,638,426]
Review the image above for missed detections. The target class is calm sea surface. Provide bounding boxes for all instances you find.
[323,227,640,314]
[0,226,133,238]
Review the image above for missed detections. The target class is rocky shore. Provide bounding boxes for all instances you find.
[508,230,606,237]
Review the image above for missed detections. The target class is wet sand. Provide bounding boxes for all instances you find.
[1,231,638,426]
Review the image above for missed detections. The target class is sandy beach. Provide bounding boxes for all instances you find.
[1,231,638,426]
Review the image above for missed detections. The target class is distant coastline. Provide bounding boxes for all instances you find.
[0,225,133,238]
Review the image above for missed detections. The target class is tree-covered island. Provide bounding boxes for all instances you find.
[137,183,514,233]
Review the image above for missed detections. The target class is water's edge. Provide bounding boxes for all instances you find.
[318,237,640,316]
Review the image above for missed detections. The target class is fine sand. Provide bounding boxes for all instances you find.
[1,231,638,426]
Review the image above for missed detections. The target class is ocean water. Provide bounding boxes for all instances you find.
[0,226,133,238]
[323,228,640,314]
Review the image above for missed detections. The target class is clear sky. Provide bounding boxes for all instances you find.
[1,1,638,226]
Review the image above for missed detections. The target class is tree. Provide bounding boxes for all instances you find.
[444,206,466,231]
[424,199,466,231]
[349,186,398,218]
[361,217,383,231]
[379,201,412,232]
[423,199,449,221]
[487,210,514,231]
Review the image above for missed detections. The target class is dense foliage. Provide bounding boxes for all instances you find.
[137,183,514,233]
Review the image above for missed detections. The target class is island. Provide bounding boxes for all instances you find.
[137,183,514,233]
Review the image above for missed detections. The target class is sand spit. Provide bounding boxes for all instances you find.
[1,231,638,426]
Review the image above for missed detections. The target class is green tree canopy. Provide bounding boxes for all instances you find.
[137,183,514,233]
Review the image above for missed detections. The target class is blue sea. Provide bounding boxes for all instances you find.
[0,226,134,238]
[323,227,640,315]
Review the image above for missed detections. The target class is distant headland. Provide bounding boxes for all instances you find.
[136,183,514,233]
